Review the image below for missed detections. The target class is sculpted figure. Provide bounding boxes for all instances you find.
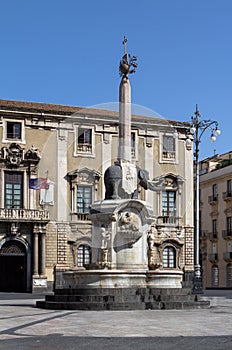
[100,227,111,249]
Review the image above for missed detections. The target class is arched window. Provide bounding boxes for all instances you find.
[163,246,176,268]
[226,264,232,288]
[77,245,91,267]
[211,265,219,287]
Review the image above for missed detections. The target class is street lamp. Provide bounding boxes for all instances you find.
[188,104,220,293]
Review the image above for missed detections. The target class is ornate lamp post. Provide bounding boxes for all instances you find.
[187,104,220,293]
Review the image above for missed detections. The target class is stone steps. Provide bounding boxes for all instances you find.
[145,300,210,310]
[36,287,210,310]
[54,287,192,296]
[36,300,146,310]
[44,292,196,303]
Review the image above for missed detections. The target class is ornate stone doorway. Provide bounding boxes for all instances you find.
[0,240,27,292]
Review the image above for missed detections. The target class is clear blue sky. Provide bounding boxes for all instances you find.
[1,0,231,159]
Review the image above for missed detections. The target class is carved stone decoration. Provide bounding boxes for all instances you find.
[25,145,41,163]
[33,223,46,234]
[100,227,111,268]
[147,224,162,270]
[148,176,166,192]
[121,161,137,196]
[164,176,177,188]
[71,242,78,267]
[100,226,111,249]
[2,143,24,167]
[68,167,101,186]
[114,211,142,251]
[9,222,20,237]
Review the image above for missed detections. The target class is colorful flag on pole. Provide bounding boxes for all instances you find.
[29,178,47,190]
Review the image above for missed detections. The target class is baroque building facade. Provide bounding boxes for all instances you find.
[0,99,194,293]
[199,152,232,289]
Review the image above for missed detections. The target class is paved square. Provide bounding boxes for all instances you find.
[0,290,231,349]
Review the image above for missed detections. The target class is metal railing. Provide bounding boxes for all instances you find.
[223,191,232,200]
[222,230,232,239]
[223,252,232,261]
[208,194,218,203]
[208,231,218,241]
[208,253,218,262]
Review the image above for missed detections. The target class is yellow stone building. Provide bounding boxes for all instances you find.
[0,99,195,293]
[199,152,232,288]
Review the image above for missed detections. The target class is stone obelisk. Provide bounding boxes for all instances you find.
[118,36,132,162]
[118,75,131,162]
[118,36,138,196]
[103,36,140,200]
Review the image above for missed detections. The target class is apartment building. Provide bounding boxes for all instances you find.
[0,99,194,293]
[199,152,232,288]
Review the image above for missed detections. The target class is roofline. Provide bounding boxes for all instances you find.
[0,98,189,129]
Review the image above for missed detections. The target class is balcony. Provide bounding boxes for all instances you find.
[0,208,49,222]
[162,151,176,161]
[222,230,232,240]
[223,191,232,201]
[223,252,232,262]
[200,230,208,240]
[208,231,218,241]
[157,216,180,226]
[71,212,90,222]
[77,143,92,154]
[208,253,218,263]
[208,194,218,204]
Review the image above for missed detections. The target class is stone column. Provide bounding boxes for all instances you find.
[57,130,68,221]
[33,232,39,277]
[118,76,131,162]
[40,232,46,277]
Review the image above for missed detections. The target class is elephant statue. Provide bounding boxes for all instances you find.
[104,161,149,200]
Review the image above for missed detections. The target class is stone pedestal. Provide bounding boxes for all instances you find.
[32,276,47,294]
[90,199,154,270]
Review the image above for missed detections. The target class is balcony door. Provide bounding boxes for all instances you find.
[5,172,23,209]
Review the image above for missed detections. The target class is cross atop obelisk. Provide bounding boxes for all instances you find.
[122,35,127,55]
[119,36,137,77]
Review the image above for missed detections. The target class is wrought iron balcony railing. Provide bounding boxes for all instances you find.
[208,231,218,241]
[208,194,218,204]
[223,252,232,262]
[222,230,232,239]
[223,191,232,200]
[200,230,208,239]
[208,253,218,263]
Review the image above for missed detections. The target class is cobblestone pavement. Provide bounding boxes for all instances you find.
[0,290,231,349]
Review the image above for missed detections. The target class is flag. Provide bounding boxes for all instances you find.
[29,178,47,190]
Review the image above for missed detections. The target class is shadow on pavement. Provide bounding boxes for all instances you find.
[0,335,232,350]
